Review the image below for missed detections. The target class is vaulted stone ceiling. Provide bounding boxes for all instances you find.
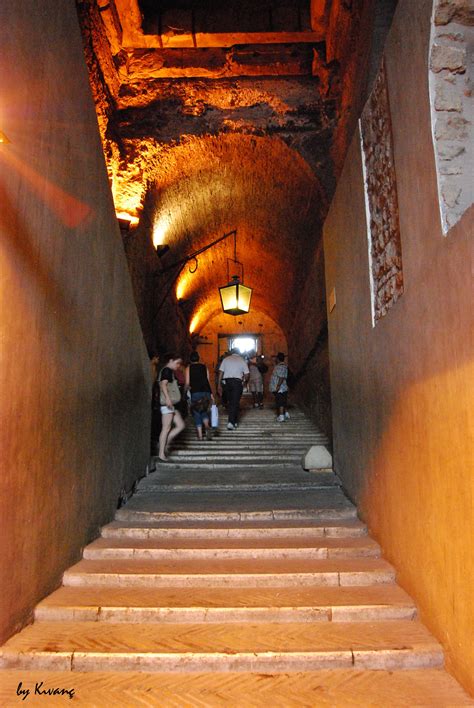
[76,0,379,346]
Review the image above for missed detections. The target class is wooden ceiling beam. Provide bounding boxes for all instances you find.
[124,30,325,50]
[111,0,324,50]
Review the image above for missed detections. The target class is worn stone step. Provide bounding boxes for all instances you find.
[35,584,416,623]
[102,518,368,540]
[154,461,303,470]
[0,620,443,672]
[181,428,326,433]
[141,483,339,494]
[179,432,322,437]
[165,456,304,463]
[171,448,309,455]
[116,508,357,523]
[63,557,395,588]
[176,442,326,449]
[144,469,339,489]
[119,487,355,517]
[180,429,325,434]
[83,535,380,561]
[2,668,472,706]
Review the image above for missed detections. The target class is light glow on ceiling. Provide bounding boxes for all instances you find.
[189,313,201,334]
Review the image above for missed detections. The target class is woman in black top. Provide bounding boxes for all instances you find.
[185,351,214,440]
[158,353,185,461]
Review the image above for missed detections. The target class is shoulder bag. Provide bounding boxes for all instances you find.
[159,368,181,405]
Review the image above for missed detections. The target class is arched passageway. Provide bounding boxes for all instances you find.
[143,133,322,339]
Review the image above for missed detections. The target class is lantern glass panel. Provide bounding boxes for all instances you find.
[237,284,252,313]
[219,283,239,312]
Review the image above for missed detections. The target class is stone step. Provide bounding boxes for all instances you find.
[63,557,395,588]
[0,620,443,672]
[179,441,328,446]
[181,428,321,433]
[145,470,338,488]
[116,507,357,523]
[171,448,313,455]
[180,432,326,438]
[102,518,368,539]
[2,668,472,705]
[118,488,355,518]
[153,461,303,470]
[165,455,304,462]
[82,535,380,561]
[35,584,416,623]
[141,482,339,493]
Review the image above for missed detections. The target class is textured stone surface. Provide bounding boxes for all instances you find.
[303,445,333,469]
[360,59,403,324]
[74,0,380,360]
[429,0,474,233]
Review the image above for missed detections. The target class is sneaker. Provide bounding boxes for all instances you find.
[227,422,235,430]
[205,428,213,441]
[284,412,290,420]
[254,403,259,408]
[234,423,238,428]
[277,415,285,422]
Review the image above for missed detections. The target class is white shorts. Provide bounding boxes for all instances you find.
[160,405,175,415]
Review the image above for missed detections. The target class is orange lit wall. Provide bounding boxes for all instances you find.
[323,0,473,694]
[0,2,151,643]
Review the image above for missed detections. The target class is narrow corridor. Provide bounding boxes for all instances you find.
[0,404,471,705]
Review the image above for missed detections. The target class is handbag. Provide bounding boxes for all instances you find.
[191,397,210,414]
[159,369,181,405]
[210,403,219,428]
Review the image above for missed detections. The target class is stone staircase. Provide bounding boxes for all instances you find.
[0,404,472,705]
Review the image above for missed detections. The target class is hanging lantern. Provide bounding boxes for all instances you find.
[218,230,253,315]
[219,275,253,316]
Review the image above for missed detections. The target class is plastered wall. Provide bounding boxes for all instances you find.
[0,2,151,642]
[323,0,473,693]
[289,240,332,438]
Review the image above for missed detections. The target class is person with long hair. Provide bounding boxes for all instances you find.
[157,353,185,462]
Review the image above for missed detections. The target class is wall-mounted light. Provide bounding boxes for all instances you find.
[153,229,253,321]
[0,131,10,144]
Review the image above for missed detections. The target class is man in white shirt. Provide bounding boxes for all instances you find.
[217,348,249,430]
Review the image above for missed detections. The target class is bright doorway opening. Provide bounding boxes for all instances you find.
[228,336,258,354]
